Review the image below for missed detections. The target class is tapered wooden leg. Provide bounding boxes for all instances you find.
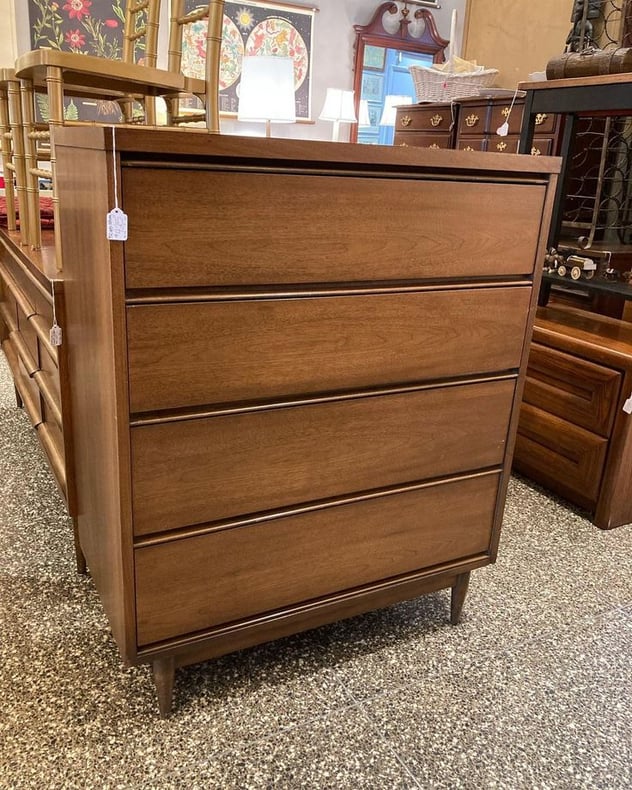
[14,385,23,408]
[71,516,87,575]
[152,656,175,718]
[450,571,471,625]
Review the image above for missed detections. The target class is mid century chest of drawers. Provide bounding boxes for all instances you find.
[53,126,559,715]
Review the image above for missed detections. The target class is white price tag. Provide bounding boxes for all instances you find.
[496,121,509,137]
[623,395,632,415]
[49,322,62,346]
[106,208,128,241]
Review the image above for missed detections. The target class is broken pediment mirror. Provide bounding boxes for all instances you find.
[351,0,449,144]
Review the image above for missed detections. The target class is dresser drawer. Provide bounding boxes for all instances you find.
[488,103,524,137]
[487,136,519,155]
[457,137,487,152]
[122,168,548,287]
[394,131,453,149]
[127,287,532,413]
[514,403,607,506]
[532,111,557,134]
[529,137,555,157]
[523,343,620,436]
[131,378,516,535]
[458,105,488,135]
[135,471,500,645]
[396,104,454,132]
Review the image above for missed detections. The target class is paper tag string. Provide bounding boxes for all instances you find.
[49,280,62,346]
[106,126,128,241]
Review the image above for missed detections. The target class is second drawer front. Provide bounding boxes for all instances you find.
[127,288,532,413]
[523,343,620,436]
[131,378,516,535]
[394,132,452,149]
[135,472,500,645]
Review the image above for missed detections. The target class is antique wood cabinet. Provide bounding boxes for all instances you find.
[393,101,456,149]
[514,305,632,529]
[395,97,559,156]
[53,126,559,715]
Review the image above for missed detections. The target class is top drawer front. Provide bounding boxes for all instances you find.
[127,287,531,413]
[458,104,488,135]
[122,169,547,287]
[396,104,454,132]
[488,101,525,136]
[523,343,621,437]
[130,378,515,535]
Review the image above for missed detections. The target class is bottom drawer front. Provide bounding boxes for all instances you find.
[514,403,607,506]
[458,137,487,152]
[135,473,500,645]
[131,378,515,535]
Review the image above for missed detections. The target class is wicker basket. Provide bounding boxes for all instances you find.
[409,64,499,103]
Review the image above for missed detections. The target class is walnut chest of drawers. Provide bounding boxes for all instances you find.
[53,126,559,715]
[514,305,632,529]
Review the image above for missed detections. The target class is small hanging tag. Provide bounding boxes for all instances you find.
[49,322,63,347]
[623,395,632,415]
[106,207,128,241]
[496,121,509,137]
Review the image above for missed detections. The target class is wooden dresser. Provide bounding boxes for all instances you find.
[53,126,559,715]
[0,230,83,571]
[395,97,559,156]
[514,306,632,529]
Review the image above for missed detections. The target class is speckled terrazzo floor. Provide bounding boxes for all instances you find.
[0,353,631,790]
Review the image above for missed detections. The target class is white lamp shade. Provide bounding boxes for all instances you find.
[358,99,371,126]
[379,95,412,126]
[237,56,296,124]
[319,88,357,123]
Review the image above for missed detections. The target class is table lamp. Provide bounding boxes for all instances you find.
[237,56,296,137]
[319,88,357,142]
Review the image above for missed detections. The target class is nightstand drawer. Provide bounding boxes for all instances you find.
[514,403,607,506]
[458,105,488,135]
[396,104,454,132]
[529,137,555,157]
[488,104,524,136]
[457,136,487,152]
[130,378,516,535]
[123,168,547,288]
[523,343,621,436]
[488,136,519,154]
[135,471,500,645]
[127,287,531,413]
[394,131,453,149]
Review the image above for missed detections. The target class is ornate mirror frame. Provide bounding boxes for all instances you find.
[351,1,449,142]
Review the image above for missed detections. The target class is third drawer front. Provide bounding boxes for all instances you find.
[130,378,516,536]
[393,131,453,149]
[523,343,620,437]
[127,288,531,413]
[134,472,500,646]
[514,402,607,506]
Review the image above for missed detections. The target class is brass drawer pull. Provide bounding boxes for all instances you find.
[463,145,475,151]
[496,141,507,152]
[400,115,412,127]
[531,146,542,156]
[465,113,479,128]
[430,113,443,127]
[501,106,511,118]
[428,143,440,149]
[535,113,547,125]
